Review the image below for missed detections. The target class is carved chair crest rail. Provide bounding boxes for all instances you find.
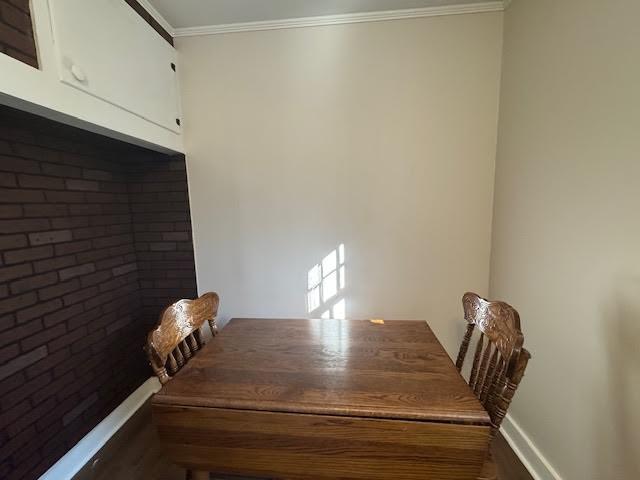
[145,292,220,384]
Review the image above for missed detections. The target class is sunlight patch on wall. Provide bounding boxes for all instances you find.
[307,244,346,319]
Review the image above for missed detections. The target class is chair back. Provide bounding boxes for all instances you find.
[455,292,531,435]
[146,292,220,384]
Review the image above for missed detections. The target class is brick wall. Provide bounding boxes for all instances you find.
[0,0,37,68]
[127,161,197,323]
[0,106,197,479]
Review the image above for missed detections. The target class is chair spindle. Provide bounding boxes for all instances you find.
[194,329,204,348]
[474,341,493,396]
[456,323,475,371]
[208,318,218,336]
[187,333,199,352]
[469,333,484,389]
[174,345,185,366]
[480,348,499,404]
[167,351,178,373]
[181,340,192,360]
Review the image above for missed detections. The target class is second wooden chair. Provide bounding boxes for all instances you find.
[455,292,531,480]
[145,292,220,384]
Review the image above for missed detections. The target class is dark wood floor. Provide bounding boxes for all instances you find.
[77,402,533,480]
[493,434,533,480]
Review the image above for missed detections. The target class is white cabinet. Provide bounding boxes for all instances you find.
[0,0,183,153]
[48,0,181,133]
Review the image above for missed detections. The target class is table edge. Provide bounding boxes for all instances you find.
[151,395,491,426]
[153,317,491,426]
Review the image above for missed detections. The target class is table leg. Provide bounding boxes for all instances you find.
[192,471,209,480]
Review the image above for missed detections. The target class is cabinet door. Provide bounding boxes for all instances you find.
[48,0,181,133]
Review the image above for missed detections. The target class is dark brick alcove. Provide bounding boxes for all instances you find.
[0,106,197,479]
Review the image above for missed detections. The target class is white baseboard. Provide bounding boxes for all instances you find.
[501,413,563,480]
[39,377,162,480]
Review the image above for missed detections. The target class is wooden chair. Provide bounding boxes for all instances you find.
[455,292,531,480]
[145,292,220,384]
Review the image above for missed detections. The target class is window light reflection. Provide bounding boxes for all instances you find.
[306,243,346,319]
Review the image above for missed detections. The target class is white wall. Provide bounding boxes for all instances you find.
[490,0,640,478]
[177,12,503,353]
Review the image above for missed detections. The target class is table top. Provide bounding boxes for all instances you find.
[152,318,490,425]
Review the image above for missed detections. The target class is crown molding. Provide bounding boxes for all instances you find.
[136,0,176,36]
[503,0,514,8]
[172,1,504,38]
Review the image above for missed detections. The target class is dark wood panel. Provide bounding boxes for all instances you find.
[153,318,490,425]
[76,401,531,480]
[493,434,535,480]
[0,0,39,67]
[153,404,491,480]
[72,402,157,480]
[124,0,173,46]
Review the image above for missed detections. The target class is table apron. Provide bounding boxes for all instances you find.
[152,404,490,480]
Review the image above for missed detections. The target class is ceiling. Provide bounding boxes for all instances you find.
[146,0,495,29]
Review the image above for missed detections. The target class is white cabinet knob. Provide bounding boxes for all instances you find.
[70,64,86,82]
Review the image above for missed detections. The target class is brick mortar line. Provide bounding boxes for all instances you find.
[0,46,36,60]
[0,13,33,36]
[0,254,138,288]
[0,0,31,15]
[1,261,139,288]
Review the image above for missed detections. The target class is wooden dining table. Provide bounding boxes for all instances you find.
[152,318,491,480]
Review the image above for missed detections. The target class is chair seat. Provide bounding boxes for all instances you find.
[478,453,498,480]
